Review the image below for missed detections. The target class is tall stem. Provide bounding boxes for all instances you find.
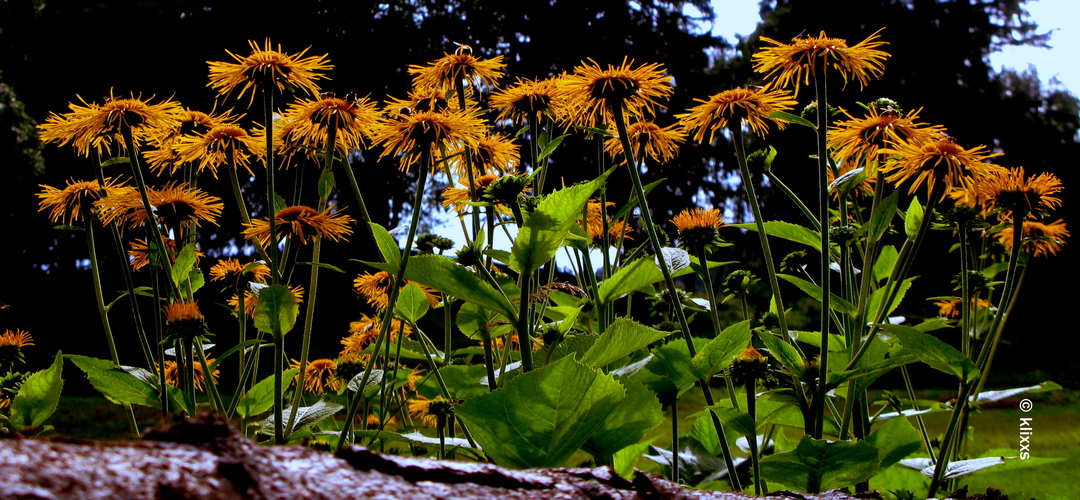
[812,66,831,439]
[263,77,280,284]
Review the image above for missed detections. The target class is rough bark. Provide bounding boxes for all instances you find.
[0,415,868,499]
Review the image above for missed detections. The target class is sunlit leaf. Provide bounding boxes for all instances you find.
[11,351,64,430]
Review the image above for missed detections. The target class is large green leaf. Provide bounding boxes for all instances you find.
[455,356,625,468]
[253,284,300,339]
[395,282,431,323]
[880,324,980,383]
[759,436,881,492]
[690,320,752,378]
[866,416,922,469]
[777,273,858,317]
[509,170,611,274]
[235,368,299,420]
[368,222,402,272]
[644,338,708,397]
[596,255,723,305]
[171,242,198,289]
[11,351,64,430]
[866,277,915,318]
[869,191,899,241]
[730,221,821,251]
[403,254,516,321]
[65,355,159,408]
[759,331,806,379]
[583,378,663,458]
[579,317,670,368]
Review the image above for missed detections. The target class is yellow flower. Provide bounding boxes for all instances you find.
[994,218,1069,259]
[207,39,331,105]
[563,57,673,127]
[671,207,726,250]
[604,120,685,164]
[127,237,203,272]
[353,271,439,312]
[0,329,34,367]
[145,107,239,175]
[95,182,223,229]
[580,200,634,247]
[163,301,209,342]
[243,205,354,246]
[209,258,272,285]
[935,298,991,319]
[341,314,413,356]
[371,108,486,171]
[882,132,1004,201]
[291,358,342,395]
[407,395,457,428]
[176,123,265,178]
[276,93,382,166]
[229,284,305,318]
[36,177,129,225]
[446,133,520,176]
[972,167,1064,217]
[162,358,219,391]
[489,76,571,125]
[678,85,798,142]
[828,104,943,169]
[38,93,183,157]
[408,44,505,90]
[753,29,889,95]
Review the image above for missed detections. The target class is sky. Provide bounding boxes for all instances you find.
[707,0,1079,93]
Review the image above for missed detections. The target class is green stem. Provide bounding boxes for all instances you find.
[746,377,764,495]
[764,170,821,231]
[812,66,831,440]
[273,332,286,444]
[972,210,1027,396]
[927,382,974,498]
[264,75,280,285]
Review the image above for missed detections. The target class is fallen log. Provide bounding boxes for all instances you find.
[0,415,867,499]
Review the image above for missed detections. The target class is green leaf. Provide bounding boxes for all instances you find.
[880,324,980,383]
[873,245,899,283]
[101,157,131,167]
[904,198,924,239]
[509,170,612,274]
[65,355,159,408]
[583,378,663,458]
[777,273,858,317]
[869,191,899,242]
[768,110,817,129]
[690,320,752,378]
[171,243,198,288]
[829,354,917,390]
[613,440,654,480]
[236,368,299,419]
[867,277,915,318]
[759,436,880,492]
[395,282,431,323]
[297,261,346,273]
[537,133,569,162]
[596,255,719,305]
[272,191,287,214]
[759,331,806,379]
[730,221,821,251]
[455,356,626,468]
[207,339,267,374]
[253,284,300,339]
[644,338,708,397]
[403,254,516,321]
[368,222,401,271]
[579,317,670,368]
[260,398,343,435]
[11,351,64,430]
[318,167,336,201]
[866,416,923,469]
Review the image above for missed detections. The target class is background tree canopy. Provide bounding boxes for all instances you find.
[1,0,1074,385]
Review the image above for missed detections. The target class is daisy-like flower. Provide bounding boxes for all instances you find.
[353,271,439,312]
[409,44,506,91]
[678,85,798,142]
[604,120,685,164]
[882,132,1004,201]
[96,182,224,229]
[971,167,1064,218]
[291,358,342,395]
[407,395,457,428]
[371,108,487,171]
[752,29,889,95]
[38,93,184,157]
[671,207,726,251]
[994,218,1069,259]
[145,107,239,175]
[163,301,209,342]
[127,237,203,271]
[175,123,265,178]
[489,76,571,125]
[162,358,219,391]
[442,174,500,214]
[243,205,354,247]
[207,39,332,105]
[229,284,305,318]
[562,57,673,127]
[828,104,943,169]
[0,329,33,368]
[276,93,382,165]
[934,298,991,319]
[36,177,130,225]
[342,314,414,356]
[209,258,272,285]
[580,200,634,246]
[446,133,520,176]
